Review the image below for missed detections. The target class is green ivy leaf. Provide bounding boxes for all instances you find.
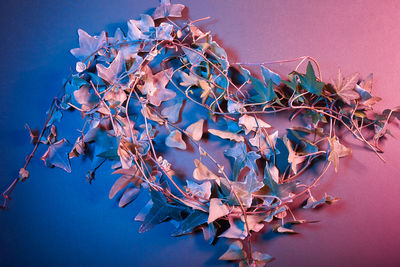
[250,76,277,103]
[297,62,324,95]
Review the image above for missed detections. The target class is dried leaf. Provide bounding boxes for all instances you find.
[109,175,133,199]
[70,29,106,60]
[186,180,211,201]
[332,69,360,105]
[161,101,182,123]
[208,198,230,223]
[96,51,124,84]
[219,217,248,239]
[208,129,244,142]
[239,114,271,135]
[140,67,176,106]
[328,136,352,172]
[283,136,305,174]
[193,159,221,184]
[41,139,72,173]
[185,119,204,141]
[153,0,185,20]
[119,187,140,207]
[165,130,186,150]
[272,224,298,234]
[219,241,247,261]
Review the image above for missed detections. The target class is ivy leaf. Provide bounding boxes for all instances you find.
[202,223,216,244]
[283,136,305,174]
[73,85,99,111]
[186,180,211,201]
[109,174,133,199]
[328,136,352,172]
[249,130,279,160]
[208,129,244,142]
[153,0,185,20]
[238,114,271,135]
[297,62,324,95]
[303,193,340,209]
[172,210,208,236]
[41,138,72,173]
[219,241,247,261]
[161,101,182,123]
[179,70,199,87]
[263,164,280,196]
[140,67,176,106]
[332,69,360,105]
[182,46,204,67]
[229,171,264,207]
[250,76,277,103]
[127,14,155,41]
[96,51,124,84]
[252,251,274,266]
[224,142,261,181]
[272,224,298,234]
[208,198,230,223]
[193,159,221,184]
[70,29,106,60]
[136,190,184,233]
[165,130,186,150]
[355,74,382,108]
[185,119,204,141]
[261,66,281,85]
[219,217,247,239]
[155,22,174,41]
[119,187,140,207]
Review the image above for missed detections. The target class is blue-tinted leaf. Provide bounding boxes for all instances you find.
[250,76,277,103]
[172,210,208,236]
[224,142,260,181]
[261,66,281,85]
[40,138,72,173]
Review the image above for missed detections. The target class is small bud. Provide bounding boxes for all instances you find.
[76,61,86,73]
[19,168,29,181]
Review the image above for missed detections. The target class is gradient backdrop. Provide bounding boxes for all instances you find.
[0,0,399,266]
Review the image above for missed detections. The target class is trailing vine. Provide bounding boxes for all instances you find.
[2,1,399,266]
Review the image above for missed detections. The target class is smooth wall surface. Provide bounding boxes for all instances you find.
[0,0,399,266]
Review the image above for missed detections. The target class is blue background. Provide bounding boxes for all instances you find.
[1,0,400,266]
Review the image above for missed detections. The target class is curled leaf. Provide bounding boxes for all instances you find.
[119,187,140,207]
[208,129,244,142]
